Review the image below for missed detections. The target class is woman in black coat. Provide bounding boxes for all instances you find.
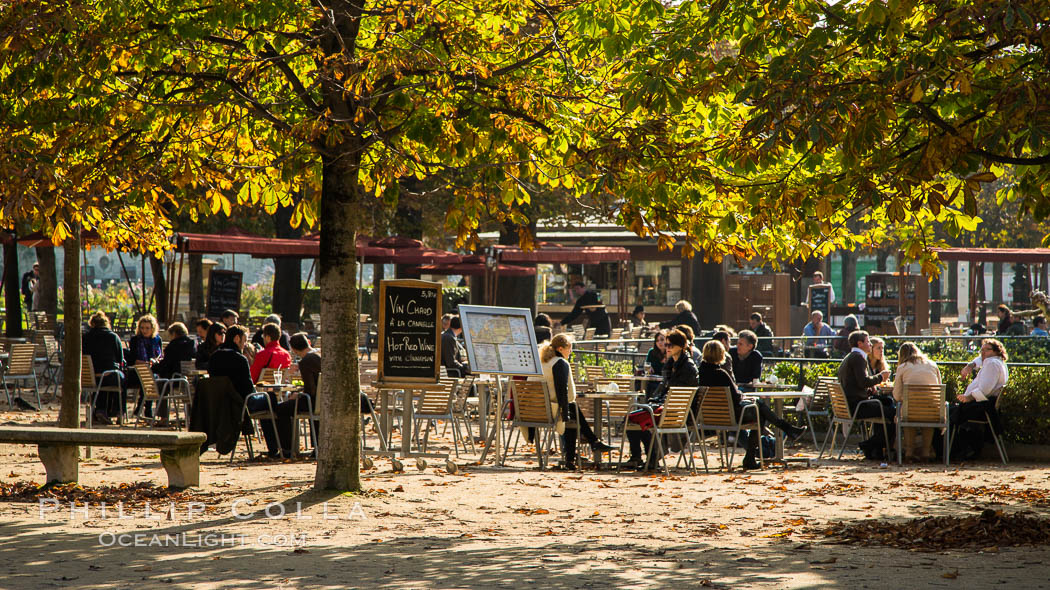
[624,329,698,470]
[82,311,125,424]
[150,322,198,422]
[659,300,701,335]
[697,341,805,470]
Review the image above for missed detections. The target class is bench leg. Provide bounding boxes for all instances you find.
[38,444,79,484]
[160,446,201,489]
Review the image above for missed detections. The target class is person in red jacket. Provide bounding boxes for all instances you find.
[250,323,292,383]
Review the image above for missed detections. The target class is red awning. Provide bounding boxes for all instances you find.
[178,232,322,257]
[932,248,1050,264]
[411,262,536,277]
[493,243,630,263]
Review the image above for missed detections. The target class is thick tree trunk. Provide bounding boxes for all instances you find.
[35,246,59,316]
[876,249,890,272]
[3,235,22,337]
[946,261,958,316]
[149,256,168,324]
[315,153,362,491]
[188,254,205,319]
[273,201,303,324]
[58,234,81,428]
[840,250,857,304]
[496,220,537,312]
[991,262,1003,305]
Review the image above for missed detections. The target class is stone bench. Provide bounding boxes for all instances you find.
[0,426,206,489]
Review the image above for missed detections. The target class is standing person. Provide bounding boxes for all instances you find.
[220,310,239,328]
[698,340,805,470]
[892,343,942,462]
[803,310,836,358]
[128,314,163,418]
[533,313,553,344]
[625,330,698,470]
[749,312,775,355]
[729,330,763,391]
[82,311,126,425]
[150,322,197,423]
[868,337,889,374]
[441,316,471,376]
[950,338,1009,460]
[806,270,836,305]
[195,323,227,369]
[20,262,38,312]
[643,330,668,396]
[195,318,213,344]
[660,300,701,335]
[249,323,293,383]
[557,282,612,336]
[537,334,613,470]
[837,330,894,460]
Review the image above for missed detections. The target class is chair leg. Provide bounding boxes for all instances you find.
[897,424,903,466]
[818,421,836,460]
[987,419,1008,464]
[943,426,950,468]
[836,420,854,460]
[805,410,818,449]
[2,380,12,407]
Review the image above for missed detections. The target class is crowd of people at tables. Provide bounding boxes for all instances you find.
[82,309,337,459]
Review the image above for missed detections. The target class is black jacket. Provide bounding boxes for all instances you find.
[441,329,469,376]
[837,351,882,410]
[729,347,763,385]
[697,360,742,410]
[561,290,611,336]
[83,327,125,373]
[191,376,252,456]
[660,310,701,335]
[753,322,775,354]
[21,271,35,298]
[299,351,322,399]
[207,344,256,400]
[154,335,197,379]
[651,352,698,404]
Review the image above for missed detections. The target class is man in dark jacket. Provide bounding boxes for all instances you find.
[441,316,470,376]
[558,282,611,336]
[82,311,125,424]
[729,330,763,391]
[748,313,775,355]
[660,300,702,335]
[837,330,894,458]
[21,263,38,312]
[207,325,255,400]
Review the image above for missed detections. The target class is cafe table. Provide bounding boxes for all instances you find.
[575,391,643,469]
[745,390,814,467]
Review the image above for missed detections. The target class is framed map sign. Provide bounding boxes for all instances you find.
[458,305,541,376]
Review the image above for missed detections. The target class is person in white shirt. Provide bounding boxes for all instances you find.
[892,343,942,461]
[806,271,836,305]
[953,338,1008,429]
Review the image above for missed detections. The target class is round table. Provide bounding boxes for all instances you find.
[745,390,815,467]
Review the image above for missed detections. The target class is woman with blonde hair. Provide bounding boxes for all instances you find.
[893,342,942,461]
[128,314,163,418]
[659,299,701,335]
[868,337,889,374]
[537,333,613,470]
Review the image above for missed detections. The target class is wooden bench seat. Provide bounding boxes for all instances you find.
[0,426,206,489]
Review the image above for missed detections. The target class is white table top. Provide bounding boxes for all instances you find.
[746,390,813,399]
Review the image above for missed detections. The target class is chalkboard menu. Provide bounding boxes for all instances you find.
[808,284,831,320]
[206,270,243,318]
[378,279,442,383]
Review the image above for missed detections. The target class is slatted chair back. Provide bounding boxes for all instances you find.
[570,325,585,340]
[81,356,97,389]
[659,387,699,429]
[417,381,456,415]
[439,365,449,379]
[697,386,737,427]
[8,344,36,375]
[179,361,195,376]
[593,376,634,396]
[44,335,60,361]
[134,365,161,402]
[811,377,836,412]
[900,383,947,423]
[829,382,852,419]
[258,367,277,385]
[512,381,554,424]
[631,326,643,339]
[583,365,605,383]
[583,327,596,341]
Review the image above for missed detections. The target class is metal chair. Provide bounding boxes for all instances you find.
[415,379,475,457]
[786,376,835,449]
[619,386,700,475]
[507,381,557,470]
[819,382,891,460]
[2,343,42,409]
[693,386,764,471]
[896,383,949,466]
[133,365,191,430]
[81,355,124,427]
[949,387,1008,464]
[239,390,283,460]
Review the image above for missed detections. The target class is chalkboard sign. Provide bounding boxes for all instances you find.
[378,279,442,383]
[206,270,243,318]
[808,284,831,320]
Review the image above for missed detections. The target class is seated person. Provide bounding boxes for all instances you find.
[834,315,859,356]
[249,322,293,383]
[148,322,197,422]
[729,330,763,391]
[837,330,894,459]
[534,313,553,344]
[441,316,471,376]
[699,341,805,470]
[538,334,613,470]
[643,330,668,397]
[195,318,213,345]
[631,305,646,327]
[251,313,291,351]
[892,342,942,461]
[749,312,776,355]
[949,338,1009,459]
[803,311,836,358]
[195,323,226,369]
[712,331,734,376]
[82,311,126,425]
[128,314,163,417]
[676,323,702,364]
[1032,315,1049,337]
[207,325,255,400]
[625,330,697,470]
[220,309,239,328]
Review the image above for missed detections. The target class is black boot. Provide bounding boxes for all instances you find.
[741,431,761,470]
[559,430,578,470]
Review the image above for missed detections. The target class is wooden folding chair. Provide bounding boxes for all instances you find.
[133,365,191,430]
[896,383,949,466]
[819,382,891,460]
[619,386,700,475]
[507,381,557,470]
[785,376,834,449]
[694,386,764,471]
[415,379,475,457]
[2,343,40,409]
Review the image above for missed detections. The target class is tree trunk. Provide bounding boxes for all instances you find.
[991,261,1003,305]
[3,234,22,337]
[272,201,303,324]
[876,249,890,272]
[977,263,988,325]
[35,246,59,316]
[149,256,168,324]
[58,233,81,428]
[188,254,205,319]
[946,261,958,316]
[496,220,537,312]
[315,153,362,491]
[840,250,857,304]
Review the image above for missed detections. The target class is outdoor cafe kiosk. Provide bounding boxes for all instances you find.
[457,304,542,466]
[376,279,455,472]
